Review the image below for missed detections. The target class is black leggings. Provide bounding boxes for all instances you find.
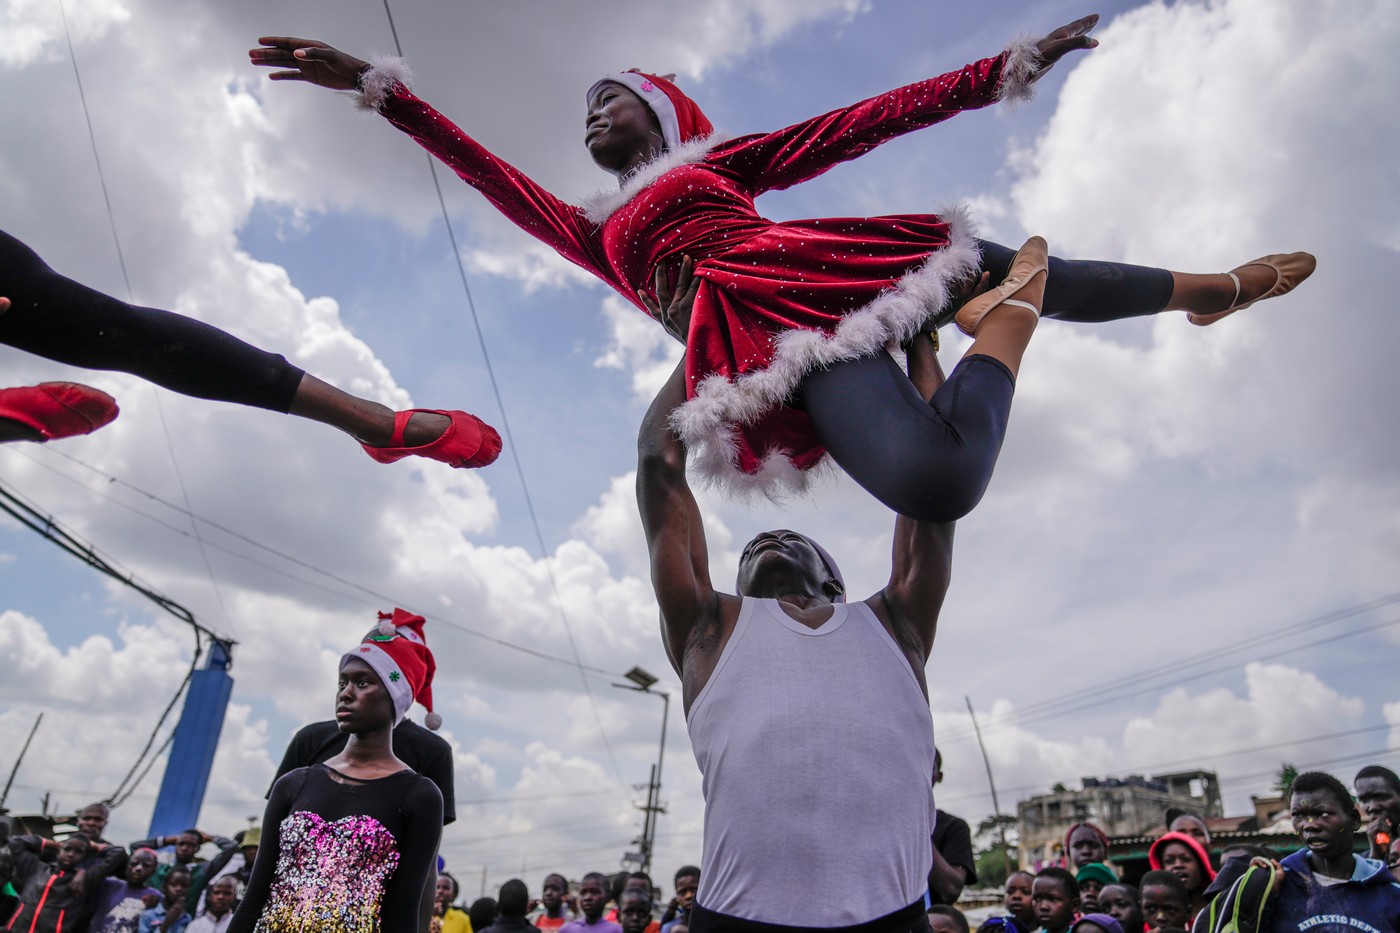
[803,244,1173,522]
[0,230,305,412]
[977,238,1174,324]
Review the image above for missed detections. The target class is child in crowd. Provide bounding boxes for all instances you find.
[617,889,655,933]
[928,904,971,933]
[559,873,621,933]
[1262,771,1400,933]
[191,828,260,912]
[2,834,106,933]
[1147,833,1214,921]
[470,897,499,932]
[607,873,655,931]
[187,876,238,933]
[979,870,1036,933]
[1163,810,1211,850]
[128,829,233,900]
[433,873,470,933]
[659,866,698,933]
[93,848,163,933]
[535,873,576,930]
[1075,864,1116,913]
[1137,871,1190,933]
[139,867,193,933]
[1033,867,1081,933]
[1065,824,1111,872]
[1095,884,1143,933]
[1071,916,1123,933]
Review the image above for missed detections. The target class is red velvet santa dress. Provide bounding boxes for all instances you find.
[356,37,1042,498]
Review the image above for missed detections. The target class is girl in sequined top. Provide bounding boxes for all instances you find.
[251,19,1313,516]
[228,649,443,933]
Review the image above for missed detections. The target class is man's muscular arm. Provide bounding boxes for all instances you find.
[636,358,717,675]
[879,327,960,660]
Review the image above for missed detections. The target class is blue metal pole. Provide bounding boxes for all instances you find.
[146,641,234,836]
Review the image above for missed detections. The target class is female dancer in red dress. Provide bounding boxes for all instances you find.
[251,17,1313,519]
[0,249,500,467]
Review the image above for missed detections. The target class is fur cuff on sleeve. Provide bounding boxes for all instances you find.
[996,34,1044,106]
[355,54,414,111]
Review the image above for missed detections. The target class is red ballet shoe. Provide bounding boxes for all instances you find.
[361,409,502,469]
[0,382,119,440]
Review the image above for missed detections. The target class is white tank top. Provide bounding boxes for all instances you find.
[687,597,936,926]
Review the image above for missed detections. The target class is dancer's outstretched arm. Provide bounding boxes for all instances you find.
[249,38,616,290]
[708,15,1098,195]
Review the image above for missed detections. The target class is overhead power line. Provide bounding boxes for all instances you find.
[55,0,235,637]
[940,590,1400,743]
[933,722,1400,809]
[0,479,217,809]
[9,445,615,677]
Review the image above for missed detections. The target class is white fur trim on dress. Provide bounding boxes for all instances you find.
[355,54,414,111]
[670,203,983,503]
[579,134,722,225]
[997,34,1044,107]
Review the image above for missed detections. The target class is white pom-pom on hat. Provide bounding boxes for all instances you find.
[424,711,443,731]
[377,616,398,637]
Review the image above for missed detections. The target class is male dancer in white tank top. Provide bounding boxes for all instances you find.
[635,265,1015,932]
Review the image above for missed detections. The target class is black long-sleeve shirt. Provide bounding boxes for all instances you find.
[229,764,442,933]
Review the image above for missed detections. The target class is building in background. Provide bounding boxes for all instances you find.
[1017,770,1222,868]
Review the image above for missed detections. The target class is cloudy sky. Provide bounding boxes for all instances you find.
[2,0,1397,897]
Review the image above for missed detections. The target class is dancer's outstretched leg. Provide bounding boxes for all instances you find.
[0,232,499,468]
[974,239,1314,326]
[805,237,1046,523]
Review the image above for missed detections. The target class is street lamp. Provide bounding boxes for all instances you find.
[613,666,669,874]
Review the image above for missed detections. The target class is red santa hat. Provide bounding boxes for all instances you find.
[586,70,713,150]
[343,608,441,730]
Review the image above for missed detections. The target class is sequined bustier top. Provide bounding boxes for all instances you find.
[229,764,443,933]
[253,810,400,933]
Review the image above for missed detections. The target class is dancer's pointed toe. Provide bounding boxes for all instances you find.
[0,382,119,441]
[361,409,502,469]
[1188,251,1316,326]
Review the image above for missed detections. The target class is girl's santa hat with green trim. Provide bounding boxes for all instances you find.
[344,608,442,730]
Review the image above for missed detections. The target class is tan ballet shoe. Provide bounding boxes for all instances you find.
[955,236,1048,337]
[1187,251,1317,326]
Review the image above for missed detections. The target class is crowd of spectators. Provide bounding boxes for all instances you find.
[3,763,1397,933]
[433,866,700,933]
[0,803,699,933]
[958,765,1400,933]
[0,805,255,933]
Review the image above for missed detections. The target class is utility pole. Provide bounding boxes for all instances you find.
[613,667,669,874]
[0,712,43,814]
[966,696,1012,872]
